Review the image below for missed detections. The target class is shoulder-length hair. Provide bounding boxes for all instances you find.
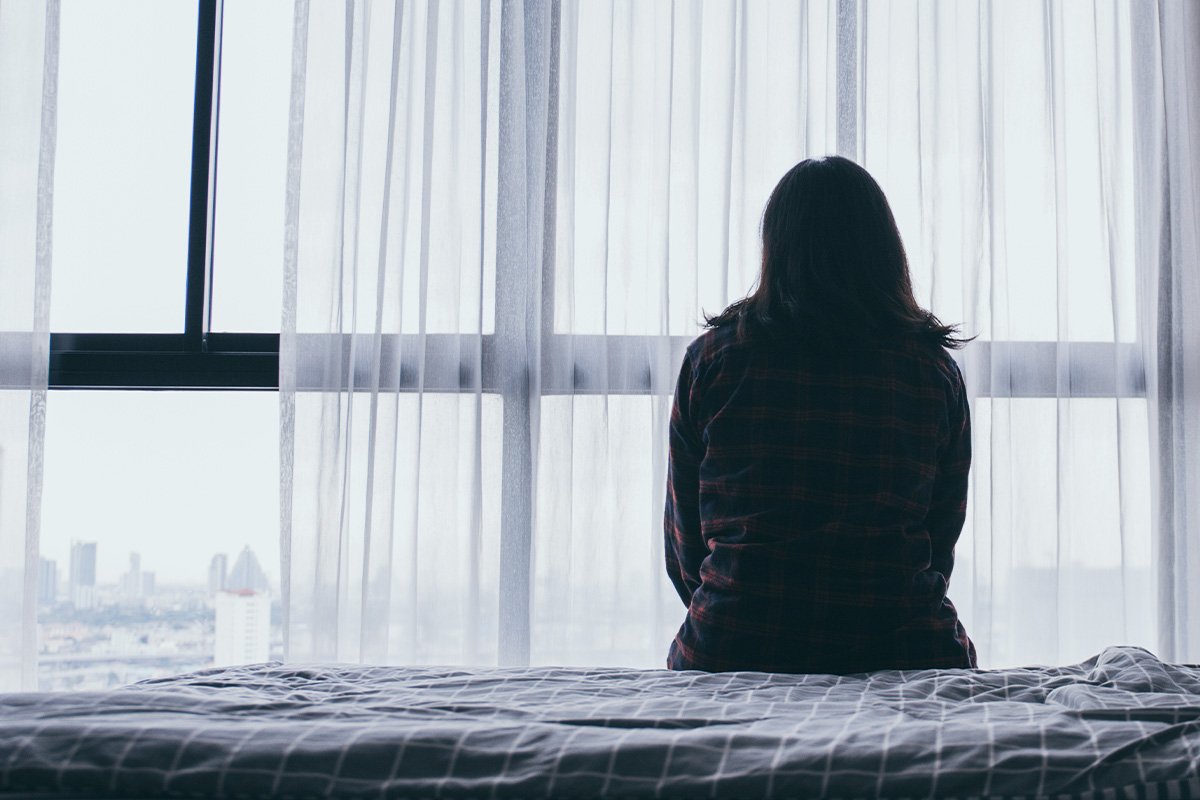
[705,156,970,350]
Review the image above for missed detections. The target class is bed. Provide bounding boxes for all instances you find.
[2,645,1198,799]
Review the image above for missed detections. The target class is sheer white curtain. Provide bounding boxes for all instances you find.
[0,0,56,691]
[280,0,1200,669]
[857,1,1153,668]
[1139,0,1200,664]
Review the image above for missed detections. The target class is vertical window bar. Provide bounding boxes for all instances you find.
[494,0,556,667]
[184,0,222,352]
[494,0,533,667]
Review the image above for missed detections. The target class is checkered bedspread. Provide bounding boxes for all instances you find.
[2,646,1199,798]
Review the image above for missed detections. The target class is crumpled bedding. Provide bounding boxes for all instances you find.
[2,646,1199,798]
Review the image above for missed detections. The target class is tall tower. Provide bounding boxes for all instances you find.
[121,552,142,598]
[225,547,269,593]
[208,553,228,596]
[213,589,270,666]
[69,542,97,609]
[38,558,57,606]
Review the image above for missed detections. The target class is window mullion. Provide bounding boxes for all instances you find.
[493,0,558,667]
[184,0,222,352]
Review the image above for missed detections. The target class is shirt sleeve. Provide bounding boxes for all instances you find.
[926,358,972,578]
[664,350,708,607]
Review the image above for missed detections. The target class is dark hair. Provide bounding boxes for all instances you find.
[705,156,971,350]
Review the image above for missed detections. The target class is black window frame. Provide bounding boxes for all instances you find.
[48,0,278,391]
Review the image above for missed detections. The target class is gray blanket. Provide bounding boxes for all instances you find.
[2,646,1199,798]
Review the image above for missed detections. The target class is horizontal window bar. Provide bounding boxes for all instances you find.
[289,333,496,392]
[50,352,277,390]
[50,332,278,353]
[47,333,278,389]
[39,333,1147,397]
[288,335,1147,398]
[957,341,1146,399]
[540,335,692,394]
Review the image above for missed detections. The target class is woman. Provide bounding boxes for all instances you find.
[664,156,976,674]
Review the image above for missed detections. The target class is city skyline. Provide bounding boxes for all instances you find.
[37,540,282,692]
[40,542,275,601]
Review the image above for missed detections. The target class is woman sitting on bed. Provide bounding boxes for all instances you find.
[664,155,977,674]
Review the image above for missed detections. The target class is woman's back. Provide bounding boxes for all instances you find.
[664,323,976,674]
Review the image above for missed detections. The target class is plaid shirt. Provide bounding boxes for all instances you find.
[665,324,976,674]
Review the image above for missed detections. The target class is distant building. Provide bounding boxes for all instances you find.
[226,547,270,593]
[38,558,57,606]
[141,571,155,598]
[121,553,142,599]
[208,554,228,596]
[69,542,96,609]
[213,589,270,667]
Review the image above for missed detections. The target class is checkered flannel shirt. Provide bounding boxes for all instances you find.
[665,323,977,674]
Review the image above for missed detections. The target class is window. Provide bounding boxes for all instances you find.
[48,0,277,390]
[42,0,1152,681]
[41,0,279,689]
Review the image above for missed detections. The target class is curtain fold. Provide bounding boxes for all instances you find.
[280,0,1196,669]
[0,0,57,692]
[1137,0,1200,663]
[282,0,502,664]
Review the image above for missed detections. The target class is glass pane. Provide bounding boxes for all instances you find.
[210,0,291,333]
[0,4,48,333]
[288,391,503,664]
[291,2,497,337]
[552,2,1135,343]
[958,397,1153,669]
[39,392,279,690]
[51,0,198,333]
[220,2,499,336]
[862,1,1136,344]
[554,2,826,337]
[534,394,683,666]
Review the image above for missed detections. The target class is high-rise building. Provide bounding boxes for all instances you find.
[226,547,270,593]
[38,558,57,606]
[69,542,96,609]
[121,552,142,599]
[141,571,155,597]
[208,553,228,596]
[213,589,270,667]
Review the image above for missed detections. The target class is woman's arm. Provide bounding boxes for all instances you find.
[664,352,708,607]
[927,359,972,578]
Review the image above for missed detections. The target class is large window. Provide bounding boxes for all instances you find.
[42,0,1151,684]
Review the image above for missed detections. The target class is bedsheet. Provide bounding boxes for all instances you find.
[2,646,1199,799]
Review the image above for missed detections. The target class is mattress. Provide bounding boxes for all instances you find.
[2,645,1199,799]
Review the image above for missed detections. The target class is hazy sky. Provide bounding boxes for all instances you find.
[41,391,280,586]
